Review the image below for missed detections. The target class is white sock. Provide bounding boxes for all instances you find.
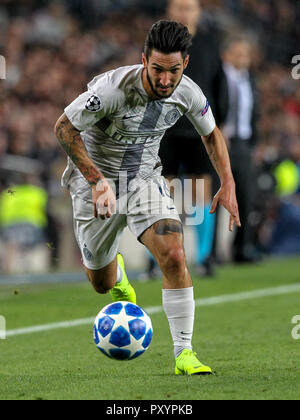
[162,287,195,359]
[116,264,123,283]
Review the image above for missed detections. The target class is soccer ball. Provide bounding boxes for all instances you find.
[93,301,153,361]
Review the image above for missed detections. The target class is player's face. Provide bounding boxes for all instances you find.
[142,50,189,99]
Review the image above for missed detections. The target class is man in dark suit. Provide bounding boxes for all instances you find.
[157,0,229,277]
[222,35,260,262]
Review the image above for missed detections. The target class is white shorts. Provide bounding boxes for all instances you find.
[70,175,181,270]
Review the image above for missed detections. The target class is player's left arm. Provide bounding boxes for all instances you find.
[202,126,241,232]
[183,81,240,231]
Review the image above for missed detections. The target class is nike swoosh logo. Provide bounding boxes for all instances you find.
[167,206,176,210]
[122,115,138,120]
[180,331,190,335]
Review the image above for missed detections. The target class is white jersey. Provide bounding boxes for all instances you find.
[62,64,216,198]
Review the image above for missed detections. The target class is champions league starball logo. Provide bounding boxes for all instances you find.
[85,95,102,112]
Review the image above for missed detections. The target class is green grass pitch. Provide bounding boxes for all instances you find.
[0,257,300,400]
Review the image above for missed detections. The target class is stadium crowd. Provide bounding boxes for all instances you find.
[0,0,299,273]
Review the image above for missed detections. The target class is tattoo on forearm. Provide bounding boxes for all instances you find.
[153,220,183,236]
[55,115,102,185]
[207,149,220,174]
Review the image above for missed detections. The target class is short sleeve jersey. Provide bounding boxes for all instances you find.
[62,64,216,188]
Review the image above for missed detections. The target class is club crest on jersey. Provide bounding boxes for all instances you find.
[83,244,93,261]
[85,95,102,112]
[201,99,210,116]
[165,109,181,125]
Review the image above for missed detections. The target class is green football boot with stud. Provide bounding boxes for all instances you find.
[110,253,136,304]
[175,349,213,376]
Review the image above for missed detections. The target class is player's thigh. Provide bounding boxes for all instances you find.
[140,219,186,273]
[127,175,185,267]
[140,218,183,254]
[127,175,181,245]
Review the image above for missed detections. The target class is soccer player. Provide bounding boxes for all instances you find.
[54,20,240,376]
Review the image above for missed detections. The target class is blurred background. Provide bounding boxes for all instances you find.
[0,0,299,277]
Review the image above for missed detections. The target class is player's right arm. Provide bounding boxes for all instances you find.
[55,113,103,186]
[54,113,116,219]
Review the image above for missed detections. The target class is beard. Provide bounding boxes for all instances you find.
[146,68,183,99]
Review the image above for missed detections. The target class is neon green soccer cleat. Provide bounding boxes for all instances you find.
[109,253,137,304]
[175,349,213,376]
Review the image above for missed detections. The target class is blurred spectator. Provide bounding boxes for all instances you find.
[268,139,300,255]
[0,177,50,273]
[221,35,260,263]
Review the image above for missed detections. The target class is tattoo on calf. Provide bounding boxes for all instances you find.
[154,220,183,236]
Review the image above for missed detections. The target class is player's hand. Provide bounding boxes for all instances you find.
[92,179,116,220]
[209,180,241,232]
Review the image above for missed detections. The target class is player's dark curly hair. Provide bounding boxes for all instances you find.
[144,20,192,60]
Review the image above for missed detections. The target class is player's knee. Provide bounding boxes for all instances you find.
[85,269,114,294]
[92,282,111,295]
[159,246,186,275]
[92,276,116,294]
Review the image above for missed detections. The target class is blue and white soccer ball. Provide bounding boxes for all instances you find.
[93,301,153,361]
